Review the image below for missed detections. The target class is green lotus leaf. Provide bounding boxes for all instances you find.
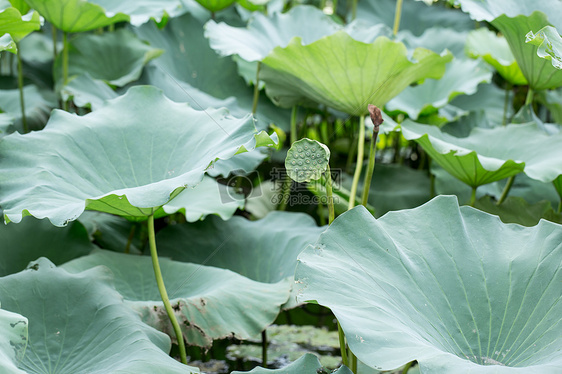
[261,31,453,116]
[0,216,94,276]
[0,7,40,43]
[62,249,290,347]
[386,58,492,120]
[0,258,199,373]
[193,0,235,12]
[7,0,29,14]
[356,0,474,36]
[134,13,290,131]
[0,309,27,374]
[397,27,469,58]
[206,149,267,177]
[295,195,562,372]
[160,175,244,221]
[56,29,163,87]
[89,0,185,26]
[526,26,562,69]
[474,195,562,227]
[0,84,57,132]
[466,28,527,85]
[0,33,16,53]
[22,0,129,33]
[232,353,353,374]
[401,121,562,188]
[62,73,118,110]
[0,85,276,226]
[204,5,339,62]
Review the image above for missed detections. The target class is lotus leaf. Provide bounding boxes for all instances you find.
[0,7,40,42]
[233,353,353,374]
[0,309,27,374]
[296,195,562,372]
[526,26,562,69]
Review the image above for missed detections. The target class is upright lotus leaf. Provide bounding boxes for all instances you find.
[159,175,244,221]
[386,58,492,120]
[0,7,40,42]
[56,29,163,87]
[295,196,562,372]
[466,28,527,85]
[526,26,562,69]
[0,84,57,132]
[62,73,119,110]
[0,217,94,276]
[0,309,27,374]
[261,31,453,116]
[397,27,469,58]
[204,5,339,62]
[0,34,16,53]
[400,121,562,188]
[474,196,562,227]
[456,1,562,90]
[61,250,290,347]
[22,0,129,32]
[355,0,474,36]
[0,86,276,226]
[156,212,325,308]
[0,258,199,373]
[232,353,353,374]
[192,0,235,12]
[89,0,185,26]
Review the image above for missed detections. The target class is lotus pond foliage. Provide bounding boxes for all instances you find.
[0,0,561,373]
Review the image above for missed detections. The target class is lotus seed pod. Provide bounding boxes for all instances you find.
[285,138,330,183]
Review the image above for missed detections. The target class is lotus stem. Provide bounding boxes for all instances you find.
[361,105,383,207]
[261,329,268,367]
[337,321,349,367]
[16,44,28,134]
[402,361,415,373]
[124,225,136,254]
[348,115,366,210]
[502,84,512,126]
[108,23,115,32]
[525,87,534,106]
[558,200,561,214]
[326,164,335,224]
[351,0,357,20]
[393,0,404,37]
[251,61,261,115]
[290,106,298,144]
[147,213,188,365]
[470,186,477,207]
[350,350,357,372]
[497,175,516,206]
[429,158,435,198]
[62,31,69,111]
[51,24,57,60]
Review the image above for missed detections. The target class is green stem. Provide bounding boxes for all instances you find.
[147,214,187,365]
[51,24,57,61]
[470,186,477,207]
[108,23,115,32]
[502,84,511,126]
[496,175,515,206]
[277,176,291,211]
[16,44,28,134]
[361,129,378,207]
[558,200,561,214]
[402,361,415,373]
[351,0,357,20]
[350,350,357,373]
[525,87,534,106]
[429,157,435,198]
[261,329,268,368]
[337,321,348,367]
[251,61,261,115]
[348,115,365,210]
[62,31,69,111]
[325,164,335,224]
[290,106,298,144]
[393,0,404,37]
[124,225,136,254]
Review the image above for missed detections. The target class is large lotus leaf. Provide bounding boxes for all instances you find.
[0,84,57,132]
[0,7,40,42]
[401,121,562,187]
[0,258,199,373]
[206,148,267,177]
[160,175,244,221]
[397,27,468,58]
[295,195,562,372]
[204,5,339,62]
[474,195,562,227]
[0,33,16,53]
[261,32,452,116]
[61,249,290,347]
[526,26,562,69]
[22,0,129,33]
[193,0,235,12]
[90,0,185,26]
[57,29,163,87]
[62,73,118,110]
[0,216,94,276]
[232,353,353,374]
[465,28,527,85]
[0,309,27,374]
[386,58,492,120]
[355,0,474,36]
[0,86,275,226]
[134,12,290,131]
